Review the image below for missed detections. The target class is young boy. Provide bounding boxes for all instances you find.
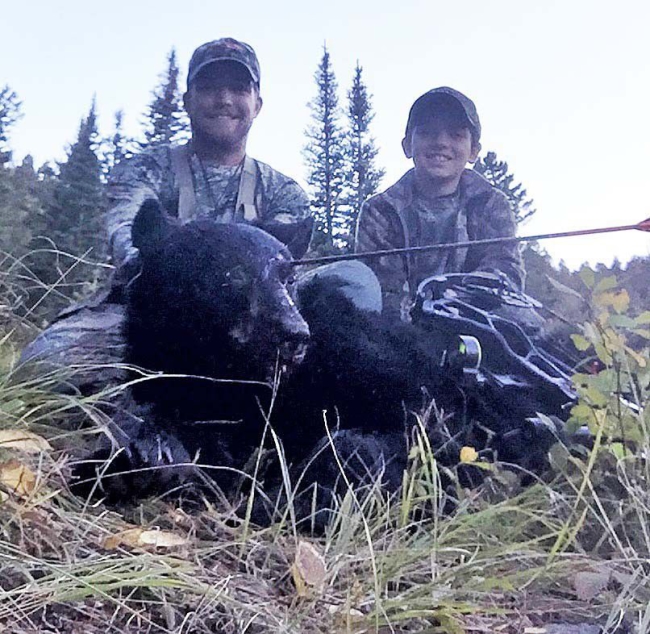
[355,87,524,320]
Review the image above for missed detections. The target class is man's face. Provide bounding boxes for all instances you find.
[403,109,480,190]
[184,60,262,149]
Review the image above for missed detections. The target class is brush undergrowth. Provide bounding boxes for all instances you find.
[0,261,649,634]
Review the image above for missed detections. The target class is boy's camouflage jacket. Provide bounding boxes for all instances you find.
[355,168,525,318]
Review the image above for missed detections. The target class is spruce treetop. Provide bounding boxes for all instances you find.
[0,85,23,166]
[474,151,536,224]
[141,48,189,149]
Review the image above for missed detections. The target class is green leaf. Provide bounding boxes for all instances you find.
[579,266,596,289]
[548,443,569,471]
[571,334,592,351]
[587,369,617,393]
[611,290,630,314]
[636,311,650,325]
[594,343,613,365]
[570,403,594,423]
[608,315,637,329]
[594,275,618,294]
[632,329,650,340]
[583,322,600,342]
[624,345,647,368]
[610,442,628,460]
[583,386,608,408]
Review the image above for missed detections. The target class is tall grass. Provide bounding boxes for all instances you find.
[0,260,648,633]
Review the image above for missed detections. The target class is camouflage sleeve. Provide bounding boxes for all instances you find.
[255,164,313,257]
[261,171,311,226]
[106,151,168,267]
[467,190,525,290]
[355,197,409,314]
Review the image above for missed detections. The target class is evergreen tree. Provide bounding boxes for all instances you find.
[342,62,384,249]
[0,85,22,166]
[102,109,134,176]
[0,155,63,323]
[303,44,347,251]
[141,48,189,149]
[0,157,37,256]
[45,99,107,296]
[474,151,536,224]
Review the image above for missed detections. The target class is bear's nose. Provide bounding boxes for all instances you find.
[272,302,310,344]
[262,284,311,344]
[270,299,310,369]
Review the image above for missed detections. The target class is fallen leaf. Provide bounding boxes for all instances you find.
[102,528,142,550]
[326,604,364,618]
[0,459,37,497]
[459,446,478,463]
[292,540,326,597]
[0,430,52,453]
[574,569,611,601]
[138,529,189,548]
[103,527,189,550]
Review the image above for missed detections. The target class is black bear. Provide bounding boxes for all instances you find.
[87,199,562,521]
[95,200,459,506]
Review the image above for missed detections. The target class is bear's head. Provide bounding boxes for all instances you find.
[126,199,310,383]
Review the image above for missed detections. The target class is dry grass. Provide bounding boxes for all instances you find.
[1,263,648,633]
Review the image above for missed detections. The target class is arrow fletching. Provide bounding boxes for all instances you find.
[636,217,650,232]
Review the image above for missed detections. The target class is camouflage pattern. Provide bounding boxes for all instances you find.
[188,38,261,87]
[107,142,311,267]
[355,168,525,320]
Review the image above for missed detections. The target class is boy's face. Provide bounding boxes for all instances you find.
[403,109,480,192]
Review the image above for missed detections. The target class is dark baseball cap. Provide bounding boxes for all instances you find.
[187,38,261,88]
[405,87,481,142]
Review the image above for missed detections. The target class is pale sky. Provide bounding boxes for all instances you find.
[2,0,649,269]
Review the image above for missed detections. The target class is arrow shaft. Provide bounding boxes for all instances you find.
[292,222,644,267]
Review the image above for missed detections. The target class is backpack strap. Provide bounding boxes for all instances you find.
[171,145,259,222]
[170,144,196,221]
[236,156,259,222]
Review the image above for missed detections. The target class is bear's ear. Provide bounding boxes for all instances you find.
[259,217,314,259]
[132,199,171,255]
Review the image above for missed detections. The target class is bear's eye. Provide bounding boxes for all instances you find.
[275,260,295,285]
[224,266,249,289]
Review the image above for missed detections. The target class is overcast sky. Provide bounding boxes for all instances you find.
[2,0,649,269]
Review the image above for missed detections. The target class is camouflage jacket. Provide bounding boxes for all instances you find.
[107,142,311,267]
[355,168,525,318]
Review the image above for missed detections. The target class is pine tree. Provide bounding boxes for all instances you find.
[0,158,36,256]
[141,48,189,149]
[0,155,64,321]
[45,99,107,295]
[0,85,22,166]
[102,109,133,176]
[474,151,536,224]
[343,62,384,247]
[303,44,347,252]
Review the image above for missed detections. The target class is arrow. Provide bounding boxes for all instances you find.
[292,217,650,267]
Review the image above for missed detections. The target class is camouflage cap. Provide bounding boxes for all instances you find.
[405,87,481,142]
[187,38,261,88]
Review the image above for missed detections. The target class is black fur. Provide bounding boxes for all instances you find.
[94,200,556,516]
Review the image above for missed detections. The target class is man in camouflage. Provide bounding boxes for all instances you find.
[108,37,311,268]
[355,87,524,320]
[19,38,312,387]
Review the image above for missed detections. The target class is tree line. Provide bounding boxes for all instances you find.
[0,48,647,330]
